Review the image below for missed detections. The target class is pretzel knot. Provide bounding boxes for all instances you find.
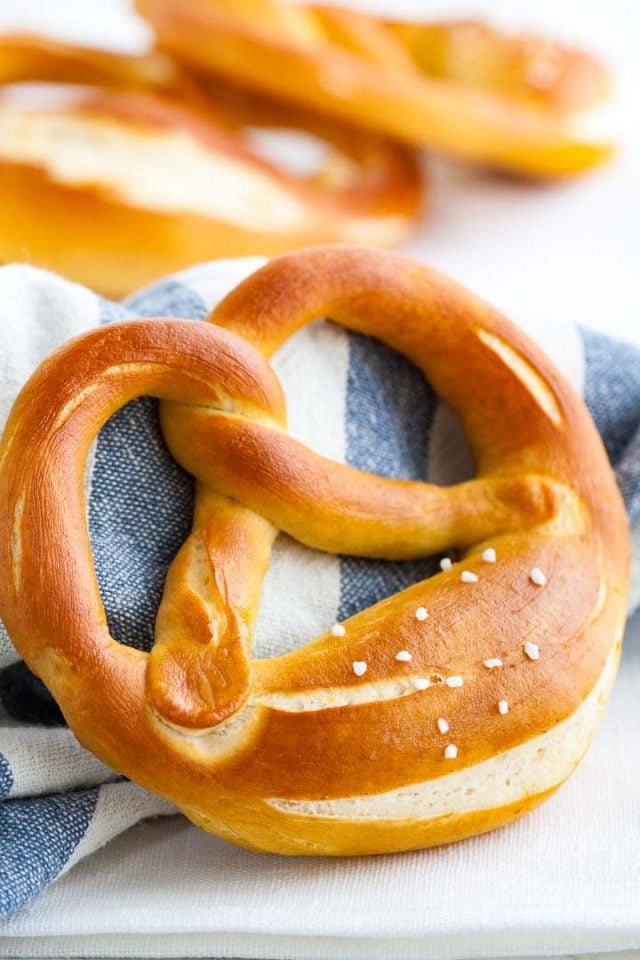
[0,247,628,856]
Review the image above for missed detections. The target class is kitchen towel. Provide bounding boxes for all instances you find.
[1,258,639,957]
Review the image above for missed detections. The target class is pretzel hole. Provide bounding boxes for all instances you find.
[88,396,194,653]
[246,127,333,179]
[0,81,93,109]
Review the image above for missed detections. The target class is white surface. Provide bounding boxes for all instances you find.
[0,1,639,958]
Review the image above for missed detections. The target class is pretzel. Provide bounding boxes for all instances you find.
[0,32,209,104]
[137,0,614,178]
[0,246,628,856]
[0,37,421,297]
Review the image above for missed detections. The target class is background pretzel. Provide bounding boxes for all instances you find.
[0,32,210,103]
[137,0,614,178]
[0,35,421,296]
[0,246,628,856]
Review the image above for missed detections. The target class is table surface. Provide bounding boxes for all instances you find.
[0,1,638,958]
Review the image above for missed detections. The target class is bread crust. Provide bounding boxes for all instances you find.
[137,0,614,177]
[0,246,628,855]
[0,84,421,297]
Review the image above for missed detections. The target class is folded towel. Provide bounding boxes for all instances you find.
[1,259,639,957]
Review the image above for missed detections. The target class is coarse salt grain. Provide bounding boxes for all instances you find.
[444,744,458,760]
[482,548,496,563]
[395,650,412,662]
[483,658,503,669]
[437,717,449,734]
[460,570,478,583]
[413,677,430,690]
[440,558,452,571]
[415,606,428,621]
[331,623,345,637]
[352,661,367,677]
[498,700,509,715]
[445,675,464,688]
[530,568,546,586]
[524,641,540,661]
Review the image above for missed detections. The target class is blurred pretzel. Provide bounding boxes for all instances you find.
[0,247,628,855]
[0,32,208,103]
[137,0,614,178]
[0,34,422,296]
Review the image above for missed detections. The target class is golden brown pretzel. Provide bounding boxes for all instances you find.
[0,246,628,855]
[0,35,421,296]
[137,0,613,178]
[0,32,209,104]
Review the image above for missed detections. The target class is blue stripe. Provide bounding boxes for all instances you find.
[0,662,64,726]
[97,296,131,325]
[615,427,640,519]
[89,282,207,650]
[0,787,98,918]
[338,332,439,619]
[88,396,194,651]
[124,279,209,320]
[581,327,640,517]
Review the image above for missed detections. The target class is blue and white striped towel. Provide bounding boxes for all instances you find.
[1,258,640,957]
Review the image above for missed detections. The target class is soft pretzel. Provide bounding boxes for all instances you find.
[0,246,628,856]
[0,40,421,297]
[137,0,614,178]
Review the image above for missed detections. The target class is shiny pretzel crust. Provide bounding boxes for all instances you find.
[137,0,614,178]
[0,35,421,297]
[0,246,628,856]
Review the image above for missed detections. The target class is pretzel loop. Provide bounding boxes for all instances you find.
[0,319,285,724]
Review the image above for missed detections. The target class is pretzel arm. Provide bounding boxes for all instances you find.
[161,405,562,558]
[209,247,584,481]
[148,491,277,729]
[386,20,610,114]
